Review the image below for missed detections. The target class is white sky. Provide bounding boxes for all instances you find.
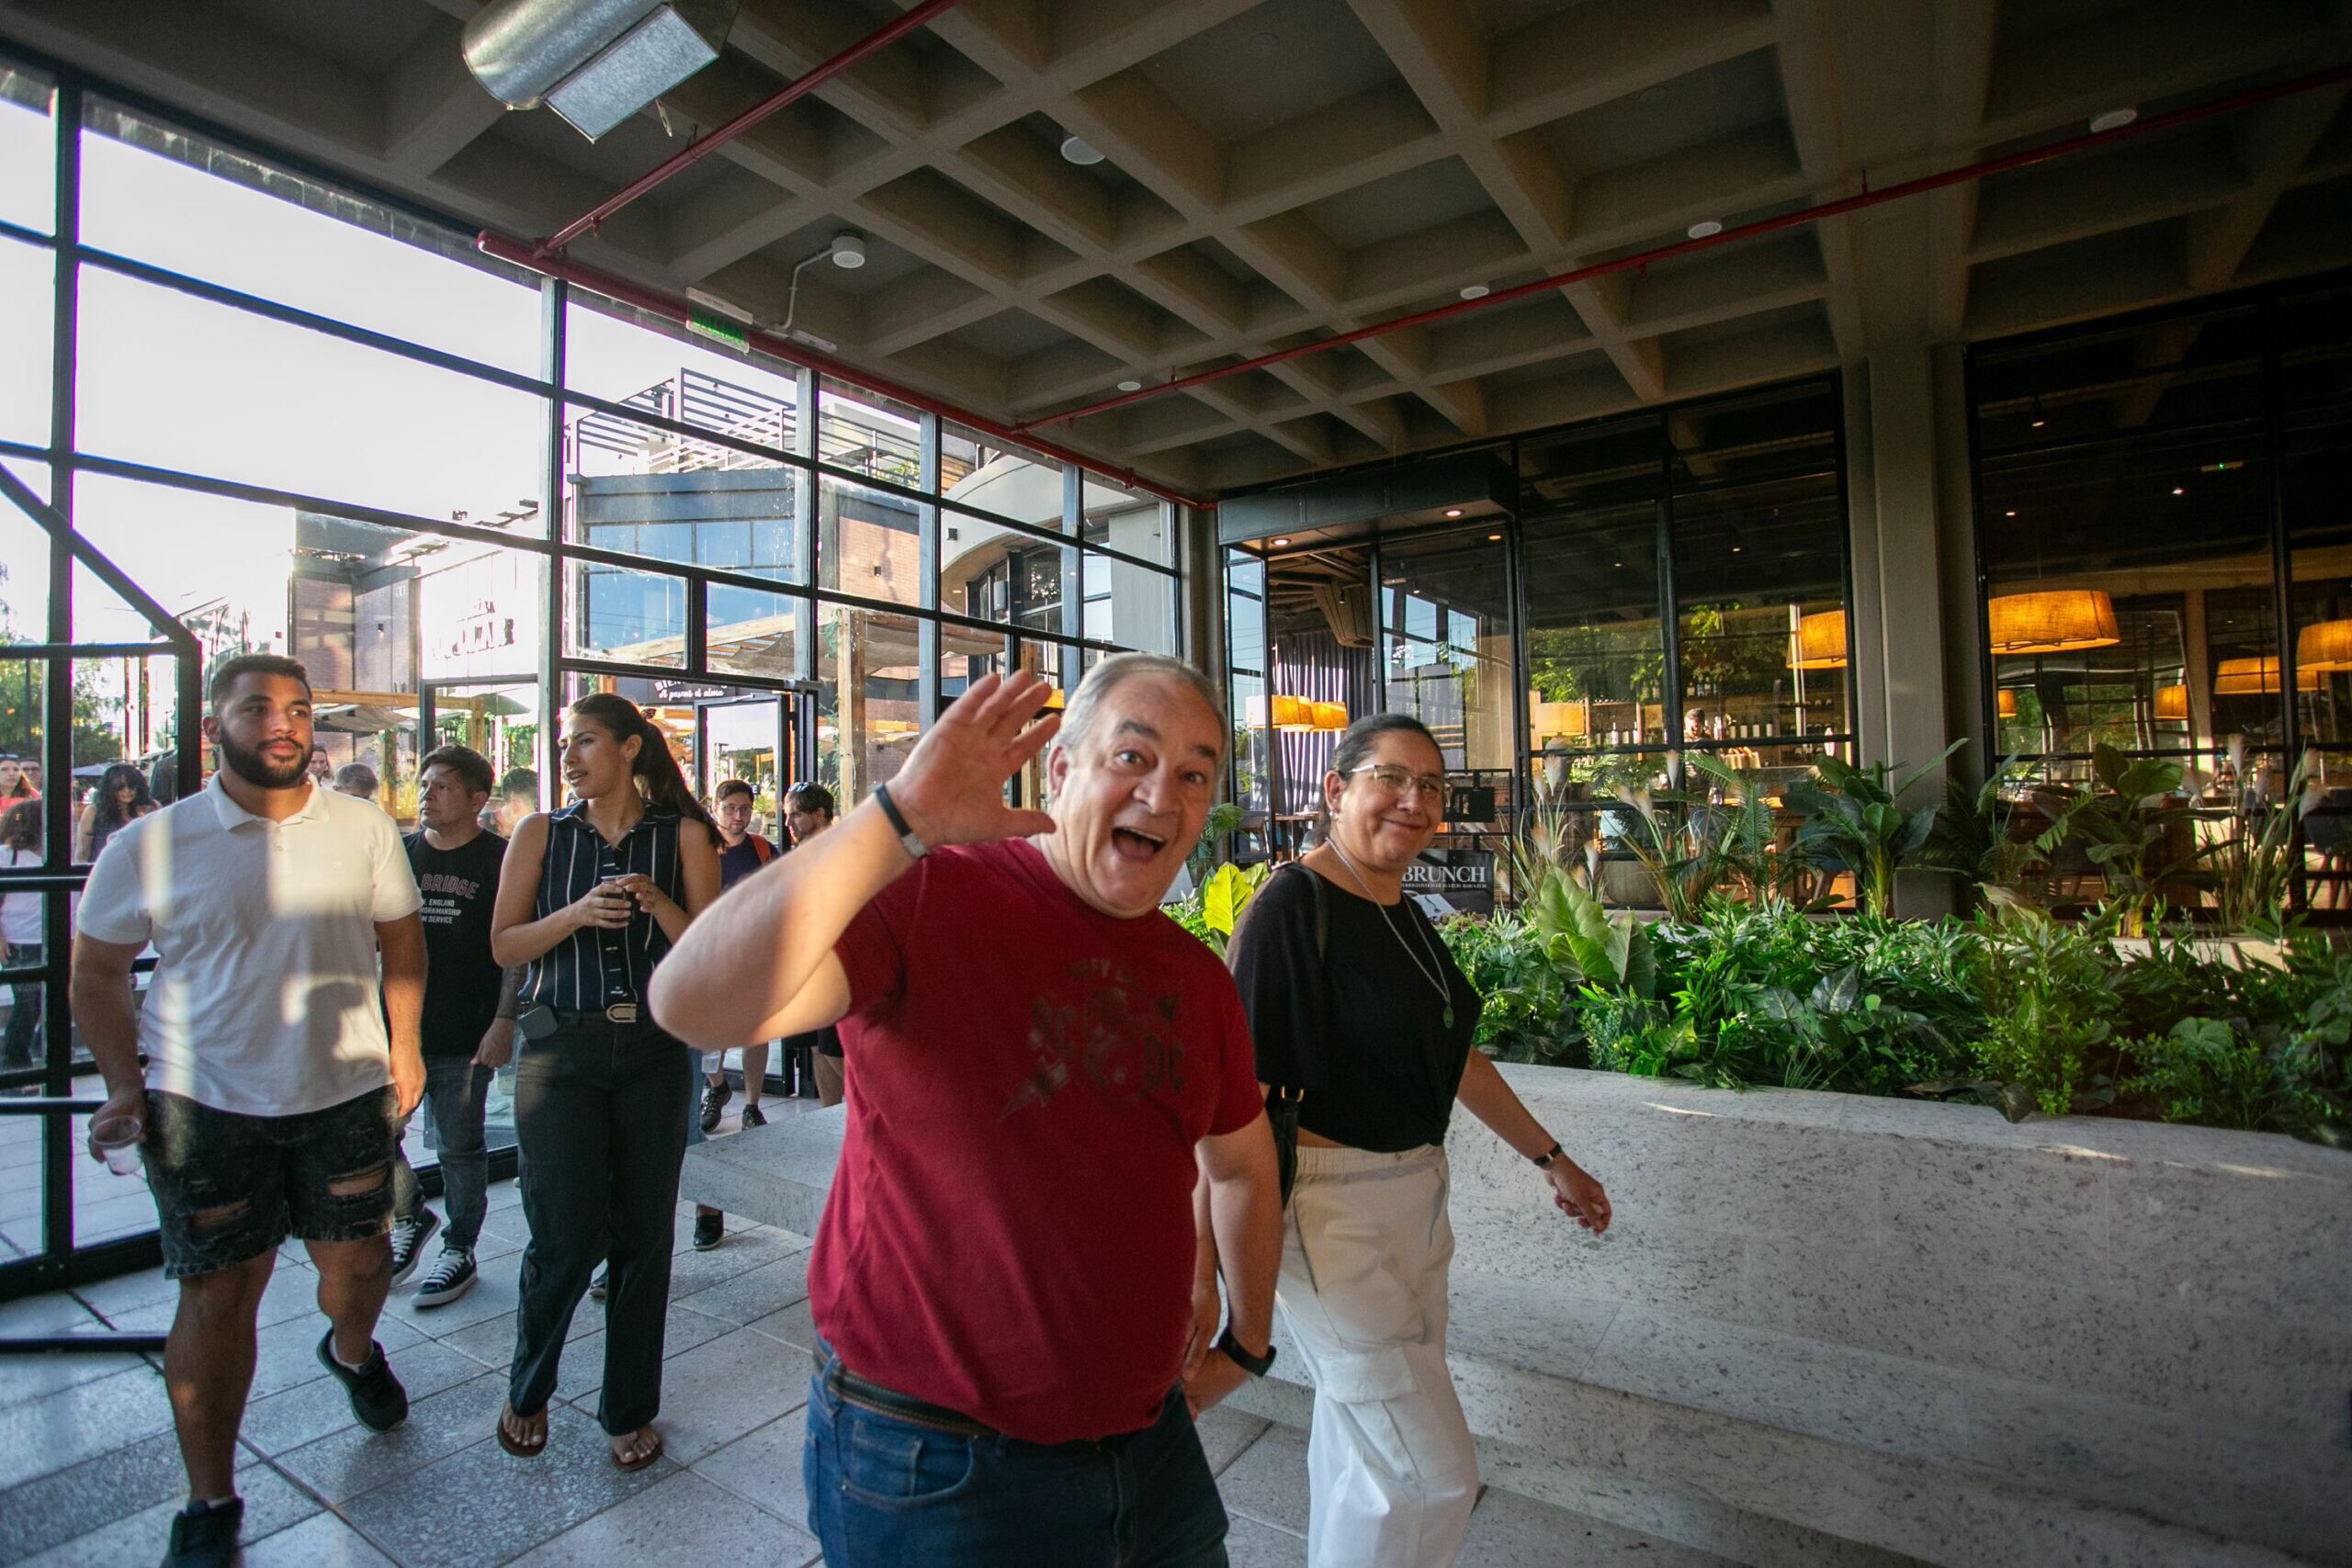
[0,86,897,651]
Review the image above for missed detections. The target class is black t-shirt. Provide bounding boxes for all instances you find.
[1227,863,1480,1153]
[718,832,777,889]
[405,829,509,1058]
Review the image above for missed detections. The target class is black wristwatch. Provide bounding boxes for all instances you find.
[1215,1327,1277,1379]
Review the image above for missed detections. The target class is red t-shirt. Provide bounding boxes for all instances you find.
[810,837,1262,1444]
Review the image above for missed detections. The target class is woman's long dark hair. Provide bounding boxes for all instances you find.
[1,798,39,852]
[0,759,30,799]
[95,763,154,834]
[567,693,712,829]
[1316,713,1442,843]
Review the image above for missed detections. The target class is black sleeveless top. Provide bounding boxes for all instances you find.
[522,800,685,1010]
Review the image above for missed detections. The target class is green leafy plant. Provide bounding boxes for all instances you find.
[1684,751,1818,905]
[1165,860,1268,957]
[1527,865,1656,997]
[1442,913,1577,1065]
[1920,754,2043,902]
[2028,744,2200,937]
[1967,901,2121,1118]
[1185,800,1247,882]
[1785,742,1965,918]
[2205,743,2320,935]
[1602,762,1740,921]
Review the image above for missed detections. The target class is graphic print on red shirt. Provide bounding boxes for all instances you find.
[811,837,1262,1444]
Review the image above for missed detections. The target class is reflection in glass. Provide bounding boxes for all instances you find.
[568,404,797,579]
[1380,529,1511,774]
[0,66,53,235]
[1521,416,1666,758]
[816,604,919,807]
[820,472,922,605]
[0,237,52,448]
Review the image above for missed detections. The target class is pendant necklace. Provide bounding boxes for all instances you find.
[1325,838,1455,1030]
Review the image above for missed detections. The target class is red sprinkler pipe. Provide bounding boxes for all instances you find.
[1014,59,2352,434]
[476,230,1214,511]
[538,0,970,255]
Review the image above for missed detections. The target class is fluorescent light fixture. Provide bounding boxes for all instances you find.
[1687,220,1724,239]
[1458,284,1490,300]
[2089,107,2139,133]
[1117,379,1143,392]
[465,0,741,142]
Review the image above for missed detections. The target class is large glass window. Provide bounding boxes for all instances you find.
[0,64,53,234]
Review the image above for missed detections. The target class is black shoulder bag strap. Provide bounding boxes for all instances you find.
[1242,863,1324,1207]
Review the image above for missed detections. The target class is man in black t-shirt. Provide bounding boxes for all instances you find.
[700,780,781,1137]
[390,745,521,1307]
[780,783,848,1107]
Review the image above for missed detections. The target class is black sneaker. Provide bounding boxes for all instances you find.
[740,1102,766,1128]
[161,1496,242,1567]
[699,1077,730,1134]
[692,1211,725,1250]
[590,1265,608,1301]
[413,1247,477,1309]
[315,1332,409,1432]
[389,1207,440,1286]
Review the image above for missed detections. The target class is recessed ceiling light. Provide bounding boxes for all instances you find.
[828,231,866,269]
[1250,30,1280,54]
[2005,510,2018,518]
[1272,536,1291,547]
[2171,486,2186,496]
[1444,507,1464,518]
[1687,220,1724,239]
[1458,284,1489,300]
[2089,107,2138,134]
[1060,134,1105,166]
[1117,378,1143,392]
[1487,533,1502,542]
[1731,543,1742,553]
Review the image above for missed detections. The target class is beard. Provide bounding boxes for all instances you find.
[217,729,310,791]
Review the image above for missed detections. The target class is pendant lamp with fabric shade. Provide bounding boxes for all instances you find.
[1529,699,1587,742]
[2297,619,2352,673]
[2153,685,2188,720]
[1985,591,2120,654]
[1789,609,1848,670]
[1310,701,1349,732]
[1244,694,1317,730]
[1996,689,2018,719]
[2211,656,2321,695]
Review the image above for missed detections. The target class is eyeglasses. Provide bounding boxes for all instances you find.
[1347,762,1446,801]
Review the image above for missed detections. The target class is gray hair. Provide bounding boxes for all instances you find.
[334,761,379,795]
[1052,652,1229,769]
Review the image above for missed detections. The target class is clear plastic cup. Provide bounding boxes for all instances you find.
[90,1114,144,1176]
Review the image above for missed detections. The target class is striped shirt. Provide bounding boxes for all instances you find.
[522,800,685,1010]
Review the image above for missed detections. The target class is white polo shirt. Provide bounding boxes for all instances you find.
[77,774,423,1118]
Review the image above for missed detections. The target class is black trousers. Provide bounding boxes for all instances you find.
[508,1018,693,1435]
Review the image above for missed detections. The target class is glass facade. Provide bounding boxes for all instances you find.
[0,60,1193,1289]
[1969,276,2352,909]
[1225,378,1851,882]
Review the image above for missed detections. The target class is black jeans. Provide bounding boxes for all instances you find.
[508,1018,693,1436]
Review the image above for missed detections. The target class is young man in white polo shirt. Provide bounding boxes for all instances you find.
[74,655,427,1568]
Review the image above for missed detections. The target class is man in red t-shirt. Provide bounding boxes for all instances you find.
[654,657,1281,1566]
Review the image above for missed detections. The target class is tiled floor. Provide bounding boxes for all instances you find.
[0,1095,1675,1566]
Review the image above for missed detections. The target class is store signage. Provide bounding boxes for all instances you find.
[651,679,730,704]
[1403,844,1494,915]
[439,599,516,660]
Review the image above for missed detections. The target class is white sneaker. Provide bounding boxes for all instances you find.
[413,1247,477,1309]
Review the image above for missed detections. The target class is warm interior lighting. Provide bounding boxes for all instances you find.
[1996,689,2018,719]
[1311,701,1348,732]
[1985,591,2120,654]
[1040,687,1066,711]
[1245,694,1316,730]
[2297,619,2352,672]
[2212,657,2321,695]
[2153,684,2188,720]
[1530,698,1587,740]
[1789,609,1848,670]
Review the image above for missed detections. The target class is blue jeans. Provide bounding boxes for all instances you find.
[802,1342,1228,1567]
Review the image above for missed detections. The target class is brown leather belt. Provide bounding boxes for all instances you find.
[813,1348,1000,1440]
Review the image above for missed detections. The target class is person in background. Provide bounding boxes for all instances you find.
[699,778,778,1134]
[777,783,846,1108]
[0,756,30,799]
[1,799,43,1078]
[489,693,718,1472]
[652,660,1282,1565]
[1218,712,1612,1567]
[150,750,182,807]
[334,762,379,801]
[308,746,333,785]
[74,655,424,1568]
[76,761,159,864]
[388,745,522,1309]
[490,767,537,837]
[20,758,43,796]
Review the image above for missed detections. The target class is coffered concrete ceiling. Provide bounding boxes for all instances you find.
[4,0,2349,496]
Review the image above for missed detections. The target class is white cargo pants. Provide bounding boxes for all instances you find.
[1277,1143,1478,1568]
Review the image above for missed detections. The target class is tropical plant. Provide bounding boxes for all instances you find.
[1920,753,2043,901]
[1602,761,1742,921]
[1967,901,2122,1117]
[1785,741,1965,918]
[1165,860,1268,957]
[2027,744,2200,937]
[1684,750,1817,905]
[1441,913,1577,1065]
[1185,800,1247,882]
[1526,864,1656,996]
[2205,743,2320,934]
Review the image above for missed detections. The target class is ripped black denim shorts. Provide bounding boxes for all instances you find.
[142,1086,401,1279]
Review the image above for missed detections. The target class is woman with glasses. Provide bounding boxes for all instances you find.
[1214,712,1612,1567]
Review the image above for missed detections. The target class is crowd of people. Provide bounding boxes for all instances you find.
[74,649,1611,1568]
